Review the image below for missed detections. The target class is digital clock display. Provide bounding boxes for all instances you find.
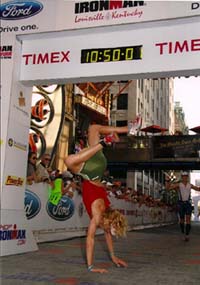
[81,45,142,64]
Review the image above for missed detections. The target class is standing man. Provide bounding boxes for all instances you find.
[165,171,200,241]
[36,153,51,183]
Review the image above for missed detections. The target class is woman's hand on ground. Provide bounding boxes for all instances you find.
[90,267,108,273]
[111,256,128,268]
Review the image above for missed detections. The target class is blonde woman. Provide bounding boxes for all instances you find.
[65,117,141,273]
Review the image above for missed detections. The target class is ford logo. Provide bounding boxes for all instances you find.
[24,189,41,219]
[0,1,43,20]
[46,196,75,221]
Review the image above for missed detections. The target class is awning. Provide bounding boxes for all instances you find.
[190,126,200,134]
[141,125,168,134]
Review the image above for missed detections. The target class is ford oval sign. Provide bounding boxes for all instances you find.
[0,1,43,20]
[46,196,75,221]
[24,189,41,219]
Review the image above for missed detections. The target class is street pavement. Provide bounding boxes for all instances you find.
[0,222,200,285]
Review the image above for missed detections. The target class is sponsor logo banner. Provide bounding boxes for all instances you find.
[62,1,200,28]
[5,175,24,186]
[13,91,29,118]
[0,0,43,20]
[153,135,200,159]
[0,224,26,245]
[74,0,145,24]
[0,45,12,59]
[8,137,27,151]
[46,196,75,221]
[25,189,41,219]
[20,21,200,83]
[22,50,70,65]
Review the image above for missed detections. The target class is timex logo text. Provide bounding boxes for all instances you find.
[22,51,70,65]
[155,39,200,55]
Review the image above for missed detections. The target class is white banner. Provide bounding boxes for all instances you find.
[20,19,200,84]
[23,183,177,243]
[56,0,200,29]
[1,1,199,35]
[0,209,38,256]
[0,0,55,184]
[2,39,32,210]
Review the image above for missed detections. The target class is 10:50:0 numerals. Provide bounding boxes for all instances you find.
[81,45,142,64]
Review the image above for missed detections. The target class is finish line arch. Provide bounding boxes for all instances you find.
[19,17,200,85]
[1,4,200,256]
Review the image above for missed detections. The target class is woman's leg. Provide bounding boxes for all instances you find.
[65,115,141,174]
[88,114,142,146]
[64,143,103,174]
[65,123,130,173]
[88,124,128,146]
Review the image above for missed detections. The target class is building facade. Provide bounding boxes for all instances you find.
[109,78,175,197]
[110,78,174,134]
[174,101,189,135]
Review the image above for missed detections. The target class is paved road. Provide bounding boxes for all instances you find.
[1,222,200,285]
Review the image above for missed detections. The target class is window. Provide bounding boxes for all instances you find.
[117,93,128,110]
[116,120,127,127]
[141,80,144,93]
[152,98,154,112]
[147,90,149,103]
[138,98,140,113]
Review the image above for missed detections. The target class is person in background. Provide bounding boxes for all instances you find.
[105,182,116,198]
[36,153,51,183]
[61,170,75,197]
[62,170,74,187]
[64,116,142,273]
[49,169,76,202]
[62,179,78,198]
[26,151,39,184]
[101,169,114,184]
[165,171,200,241]
[49,169,64,205]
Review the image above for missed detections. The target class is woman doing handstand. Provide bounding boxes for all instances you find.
[65,117,142,273]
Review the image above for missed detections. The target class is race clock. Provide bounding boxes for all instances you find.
[81,45,142,64]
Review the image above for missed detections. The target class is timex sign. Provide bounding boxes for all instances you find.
[22,50,70,65]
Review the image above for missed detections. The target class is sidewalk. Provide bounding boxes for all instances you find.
[1,222,200,285]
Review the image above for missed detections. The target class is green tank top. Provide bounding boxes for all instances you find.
[49,178,62,206]
[51,178,62,193]
[79,150,107,181]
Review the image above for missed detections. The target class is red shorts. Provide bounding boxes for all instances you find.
[82,180,110,218]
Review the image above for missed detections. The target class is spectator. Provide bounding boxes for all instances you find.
[49,169,60,180]
[26,151,40,184]
[101,169,114,184]
[105,182,116,197]
[50,169,80,201]
[62,179,77,198]
[49,170,64,205]
[62,170,74,187]
[36,153,51,183]
[165,171,200,241]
